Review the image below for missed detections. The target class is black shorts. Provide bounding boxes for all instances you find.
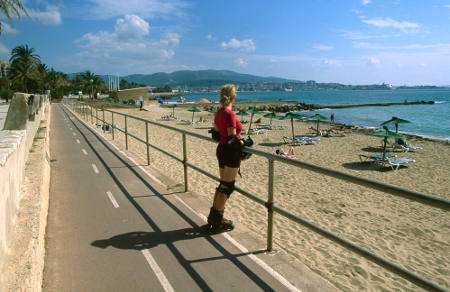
[216,144,241,168]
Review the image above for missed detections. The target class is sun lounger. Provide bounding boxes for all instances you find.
[283,136,319,145]
[246,128,268,135]
[359,153,397,163]
[394,139,423,152]
[161,115,178,121]
[181,120,201,125]
[385,158,415,171]
[257,124,287,130]
[309,127,333,137]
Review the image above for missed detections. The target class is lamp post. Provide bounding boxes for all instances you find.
[90,79,93,100]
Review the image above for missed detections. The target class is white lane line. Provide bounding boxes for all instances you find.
[82,149,88,155]
[91,163,99,174]
[70,128,73,130]
[72,132,76,136]
[106,191,119,208]
[141,249,174,292]
[76,139,80,144]
[174,197,302,292]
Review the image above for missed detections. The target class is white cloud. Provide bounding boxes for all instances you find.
[83,0,187,20]
[367,57,380,65]
[313,44,333,51]
[354,42,450,51]
[361,16,419,30]
[445,4,450,8]
[340,30,398,40]
[235,58,248,68]
[114,15,150,40]
[206,34,213,40]
[73,14,180,73]
[2,23,18,34]
[362,0,371,5]
[323,59,341,65]
[222,38,256,52]
[0,43,9,54]
[28,5,62,25]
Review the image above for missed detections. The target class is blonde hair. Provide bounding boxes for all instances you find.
[219,84,236,107]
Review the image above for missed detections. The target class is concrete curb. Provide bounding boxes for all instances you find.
[33,104,51,291]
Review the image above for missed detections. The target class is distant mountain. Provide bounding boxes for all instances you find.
[121,70,297,86]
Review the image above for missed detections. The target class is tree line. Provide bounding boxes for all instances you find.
[0,44,111,102]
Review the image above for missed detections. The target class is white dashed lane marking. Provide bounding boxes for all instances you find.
[141,249,174,292]
[106,191,119,208]
[82,149,88,155]
[91,164,99,174]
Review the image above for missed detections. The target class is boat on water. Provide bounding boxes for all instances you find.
[177,96,186,103]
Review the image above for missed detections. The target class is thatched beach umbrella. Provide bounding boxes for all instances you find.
[247,107,262,132]
[236,109,249,121]
[208,108,218,114]
[310,113,328,135]
[381,116,411,133]
[280,112,306,139]
[369,126,404,159]
[168,103,177,116]
[187,106,201,123]
[263,112,281,125]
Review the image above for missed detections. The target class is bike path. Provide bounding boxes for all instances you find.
[43,103,301,292]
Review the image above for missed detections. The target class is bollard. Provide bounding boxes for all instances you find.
[267,158,274,251]
[112,112,115,140]
[125,115,128,150]
[146,121,150,165]
[183,133,188,192]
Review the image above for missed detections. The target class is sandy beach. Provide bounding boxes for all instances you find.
[82,101,449,291]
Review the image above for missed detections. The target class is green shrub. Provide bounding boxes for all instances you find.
[0,89,14,102]
[50,88,63,100]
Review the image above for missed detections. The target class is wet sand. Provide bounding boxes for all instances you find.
[88,103,449,291]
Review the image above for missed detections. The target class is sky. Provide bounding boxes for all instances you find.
[1,0,450,86]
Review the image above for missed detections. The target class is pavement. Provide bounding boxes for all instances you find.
[43,104,337,292]
[0,104,9,129]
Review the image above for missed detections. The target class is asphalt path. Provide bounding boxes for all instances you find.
[43,104,300,292]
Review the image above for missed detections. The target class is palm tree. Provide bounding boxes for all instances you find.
[8,60,33,92]
[77,70,103,99]
[8,44,41,92]
[10,44,41,65]
[0,0,28,35]
[46,69,70,89]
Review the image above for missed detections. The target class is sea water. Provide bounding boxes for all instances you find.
[181,89,450,140]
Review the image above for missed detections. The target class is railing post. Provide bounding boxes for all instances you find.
[112,112,115,140]
[102,109,105,133]
[125,115,128,150]
[95,107,98,126]
[267,158,275,252]
[90,105,93,124]
[182,133,188,192]
[145,121,150,165]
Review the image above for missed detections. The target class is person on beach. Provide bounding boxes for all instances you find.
[207,84,253,233]
[330,113,335,124]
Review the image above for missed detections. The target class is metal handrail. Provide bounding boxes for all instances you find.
[68,101,449,292]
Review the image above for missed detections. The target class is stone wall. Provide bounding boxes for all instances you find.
[0,93,49,274]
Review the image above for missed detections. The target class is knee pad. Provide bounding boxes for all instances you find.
[216,180,235,198]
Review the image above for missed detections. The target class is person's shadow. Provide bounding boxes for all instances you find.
[91,228,204,251]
